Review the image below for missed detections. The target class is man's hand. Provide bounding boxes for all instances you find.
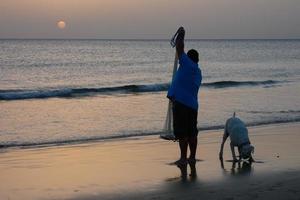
[177,27,185,34]
[175,27,185,57]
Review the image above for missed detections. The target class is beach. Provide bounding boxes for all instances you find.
[1,122,300,200]
[1,39,300,200]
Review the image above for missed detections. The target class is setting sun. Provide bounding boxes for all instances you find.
[57,20,66,29]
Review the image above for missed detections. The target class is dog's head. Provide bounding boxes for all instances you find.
[241,144,255,160]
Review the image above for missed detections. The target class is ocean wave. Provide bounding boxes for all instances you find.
[0,84,169,100]
[0,119,299,149]
[246,110,300,114]
[0,80,282,101]
[202,80,281,88]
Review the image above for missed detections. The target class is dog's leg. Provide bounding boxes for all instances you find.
[238,147,242,161]
[230,142,238,161]
[219,129,228,160]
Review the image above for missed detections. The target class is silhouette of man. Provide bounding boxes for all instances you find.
[167,27,202,166]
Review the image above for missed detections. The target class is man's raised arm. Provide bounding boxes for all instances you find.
[176,27,185,58]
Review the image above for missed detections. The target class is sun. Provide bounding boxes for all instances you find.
[57,20,66,29]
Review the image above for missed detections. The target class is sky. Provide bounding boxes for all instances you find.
[0,0,300,39]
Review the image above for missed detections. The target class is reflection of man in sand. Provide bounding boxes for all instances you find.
[167,27,202,166]
[176,161,197,181]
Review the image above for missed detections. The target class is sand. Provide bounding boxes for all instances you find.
[0,123,300,200]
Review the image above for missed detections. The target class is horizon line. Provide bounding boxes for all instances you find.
[1,38,300,41]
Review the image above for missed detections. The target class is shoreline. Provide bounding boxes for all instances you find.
[1,121,300,151]
[0,122,300,200]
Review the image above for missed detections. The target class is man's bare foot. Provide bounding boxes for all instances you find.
[188,157,196,165]
[174,158,187,167]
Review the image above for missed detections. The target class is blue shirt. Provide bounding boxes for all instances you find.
[167,53,202,110]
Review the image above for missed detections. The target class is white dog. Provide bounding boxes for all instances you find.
[219,113,254,162]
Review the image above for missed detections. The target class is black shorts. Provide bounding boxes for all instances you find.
[172,101,198,140]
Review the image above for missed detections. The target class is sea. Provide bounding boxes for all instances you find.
[1,39,300,148]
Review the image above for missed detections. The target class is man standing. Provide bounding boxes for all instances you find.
[167,27,202,166]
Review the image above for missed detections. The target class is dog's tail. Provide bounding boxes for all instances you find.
[233,112,236,118]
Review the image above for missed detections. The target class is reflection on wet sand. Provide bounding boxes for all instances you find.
[220,158,253,176]
[167,162,198,182]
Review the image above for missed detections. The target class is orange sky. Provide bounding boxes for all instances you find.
[0,0,300,39]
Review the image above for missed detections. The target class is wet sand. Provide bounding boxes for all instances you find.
[0,123,300,200]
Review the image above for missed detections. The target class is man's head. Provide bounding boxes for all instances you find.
[187,49,199,64]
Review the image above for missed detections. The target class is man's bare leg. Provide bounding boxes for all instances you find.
[188,136,197,163]
[175,138,188,166]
